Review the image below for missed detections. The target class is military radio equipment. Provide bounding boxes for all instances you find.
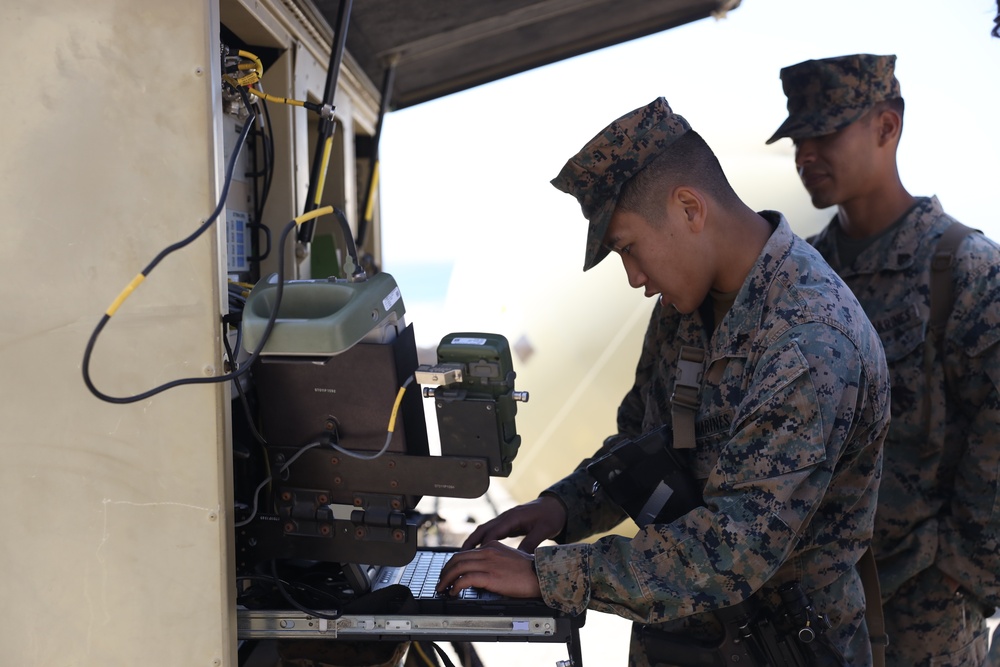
[234,278,529,569]
[416,332,528,477]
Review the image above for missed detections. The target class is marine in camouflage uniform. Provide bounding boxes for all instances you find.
[768,54,1000,667]
[537,211,889,666]
[438,97,891,667]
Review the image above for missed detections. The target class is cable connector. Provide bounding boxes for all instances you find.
[304,101,336,120]
[414,363,465,387]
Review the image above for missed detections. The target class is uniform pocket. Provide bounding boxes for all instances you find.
[691,409,735,480]
[872,302,925,364]
[873,304,927,432]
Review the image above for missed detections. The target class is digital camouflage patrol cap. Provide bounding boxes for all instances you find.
[550,97,691,271]
[766,54,901,145]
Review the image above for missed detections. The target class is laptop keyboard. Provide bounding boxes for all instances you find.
[388,550,499,601]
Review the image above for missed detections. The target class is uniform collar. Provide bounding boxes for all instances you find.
[812,196,942,273]
[709,210,792,358]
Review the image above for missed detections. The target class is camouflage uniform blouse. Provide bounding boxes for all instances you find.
[535,213,891,666]
[808,196,1000,607]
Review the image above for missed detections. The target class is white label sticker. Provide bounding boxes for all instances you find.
[382,286,401,312]
[226,210,250,272]
[450,337,487,345]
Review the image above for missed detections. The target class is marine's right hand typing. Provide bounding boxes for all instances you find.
[461,495,567,553]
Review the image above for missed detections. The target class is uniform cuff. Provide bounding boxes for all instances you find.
[535,542,592,616]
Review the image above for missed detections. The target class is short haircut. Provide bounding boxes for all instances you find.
[872,97,905,118]
[615,129,738,222]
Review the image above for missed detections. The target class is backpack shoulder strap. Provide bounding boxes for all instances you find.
[923,221,978,461]
[929,221,977,346]
[859,546,888,667]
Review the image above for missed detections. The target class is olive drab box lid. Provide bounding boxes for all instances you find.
[241,272,407,356]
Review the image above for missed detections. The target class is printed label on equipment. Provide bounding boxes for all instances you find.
[227,210,250,272]
[382,286,401,312]
[450,337,487,345]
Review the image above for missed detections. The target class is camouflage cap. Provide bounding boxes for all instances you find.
[766,54,901,145]
[550,97,691,271]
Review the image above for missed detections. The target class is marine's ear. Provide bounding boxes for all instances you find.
[874,106,903,147]
[672,185,707,232]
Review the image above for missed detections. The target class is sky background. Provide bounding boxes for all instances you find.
[378,0,1000,329]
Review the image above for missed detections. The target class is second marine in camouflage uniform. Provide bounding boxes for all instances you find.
[532,99,892,666]
[769,54,1000,666]
[809,196,1000,667]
